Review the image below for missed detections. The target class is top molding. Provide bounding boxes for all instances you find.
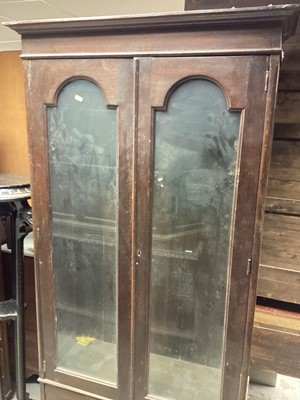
[4,5,300,42]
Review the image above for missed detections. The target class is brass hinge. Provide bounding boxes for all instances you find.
[246,258,252,276]
[264,67,270,92]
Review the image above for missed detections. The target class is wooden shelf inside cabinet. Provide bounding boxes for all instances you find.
[6,6,300,400]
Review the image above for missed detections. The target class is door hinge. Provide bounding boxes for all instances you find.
[264,67,270,92]
[41,360,46,378]
[246,258,252,276]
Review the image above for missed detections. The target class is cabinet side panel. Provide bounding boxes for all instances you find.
[239,54,280,397]
[222,56,276,400]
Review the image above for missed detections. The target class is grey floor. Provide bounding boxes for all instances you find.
[12,373,300,400]
[248,375,300,400]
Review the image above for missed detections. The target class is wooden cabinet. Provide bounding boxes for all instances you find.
[7,6,299,400]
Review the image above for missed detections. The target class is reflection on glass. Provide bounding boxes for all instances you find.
[149,79,241,400]
[48,79,117,384]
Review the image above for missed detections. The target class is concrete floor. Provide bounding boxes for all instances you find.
[14,374,299,400]
[248,375,300,400]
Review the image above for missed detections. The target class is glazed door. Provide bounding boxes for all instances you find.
[134,56,270,400]
[28,55,273,400]
[28,59,134,400]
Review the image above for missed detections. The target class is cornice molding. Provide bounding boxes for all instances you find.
[4,5,300,42]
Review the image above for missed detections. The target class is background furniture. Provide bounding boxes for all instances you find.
[0,174,31,400]
[7,6,299,400]
[0,222,12,400]
[1,235,38,380]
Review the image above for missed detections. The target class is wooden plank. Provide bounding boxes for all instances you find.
[19,26,283,60]
[268,140,300,181]
[254,305,300,332]
[278,70,300,90]
[258,265,300,304]
[266,196,300,216]
[275,92,300,123]
[250,306,300,378]
[265,140,300,215]
[281,22,300,71]
[260,213,300,273]
[259,212,300,304]
[273,123,300,139]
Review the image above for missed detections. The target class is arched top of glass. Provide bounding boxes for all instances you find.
[149,78,241,400]
[52,78,109,107]
[47,78,118,383]
[162,76,232,111]
[48,78,116,173]
[155,78,240,174]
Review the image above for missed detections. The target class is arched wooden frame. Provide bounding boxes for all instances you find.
[148,74,243,385]
[148,76,243,397]
[26,58,134,400]
[45,75,119,370]
[45,75,118,110]
[149,57,250,111]
[133,55,268,400]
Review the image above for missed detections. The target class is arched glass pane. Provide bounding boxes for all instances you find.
[149,79,241,400]
[48,79,117,384]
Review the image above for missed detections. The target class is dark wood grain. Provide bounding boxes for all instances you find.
[239,54,280,397]
[281,21,300,71]
[15,7,296,400]
[279,70,300,90]
[275,91,300,123]
[250,306,300,378]
[18,27,282,60]
[258,266,300,304]
[259,213,300,304]
[223,55,280,400]
[24,58,133,399]
[273,123,300,140]
[265,140,300,215]
[260,213,300,273]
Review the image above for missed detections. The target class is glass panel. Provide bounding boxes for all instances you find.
[48,79,117,384]
[149,79,241,400]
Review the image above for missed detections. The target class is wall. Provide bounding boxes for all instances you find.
[0,51,29,175]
